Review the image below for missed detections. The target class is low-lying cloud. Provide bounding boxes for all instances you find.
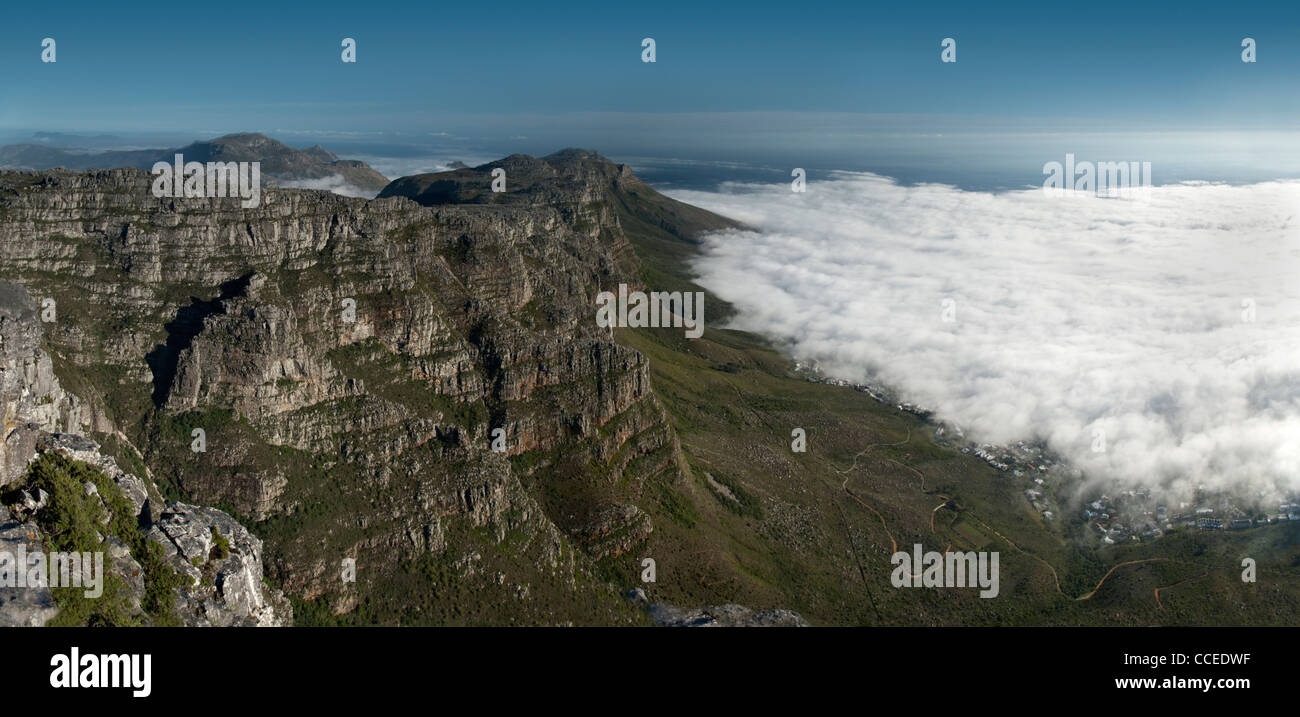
[275,174,375,199]
[669,174,1300,502]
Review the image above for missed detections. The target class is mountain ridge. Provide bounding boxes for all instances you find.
[0,132,390,196]
[0,150,716,624]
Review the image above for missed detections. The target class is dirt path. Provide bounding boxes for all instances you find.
[931,502,947,532]
[1074,559,1169,601]
[834,432,913,554]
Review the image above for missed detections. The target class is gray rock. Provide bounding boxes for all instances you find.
[0,284,84,487]
[104,535,144,617]
[647,602,808,628]
[0,506,60,626]
[149,502,290,626]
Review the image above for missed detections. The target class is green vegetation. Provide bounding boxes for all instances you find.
[703,469,763,519]
[16,453,185,626]
[210,526,231,560]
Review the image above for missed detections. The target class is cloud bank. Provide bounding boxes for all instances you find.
[275,174,375,199]
[669,174,1300,501]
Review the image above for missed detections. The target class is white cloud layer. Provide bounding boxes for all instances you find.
[669,174,1300,501]
[275,174,375,199]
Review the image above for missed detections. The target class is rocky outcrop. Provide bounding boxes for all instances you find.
[638,597,808,627]
[147,503,290,626]
[624,583,808,627]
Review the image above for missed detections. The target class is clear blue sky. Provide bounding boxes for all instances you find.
[2,0,1298,133]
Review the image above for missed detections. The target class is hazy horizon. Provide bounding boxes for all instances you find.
[5,122,1300,192]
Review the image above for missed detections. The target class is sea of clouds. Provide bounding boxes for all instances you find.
[669,174,1300,502]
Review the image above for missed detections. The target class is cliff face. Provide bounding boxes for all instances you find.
[0,151,714,623]
[0,281,83,485]
[0,281,290,626]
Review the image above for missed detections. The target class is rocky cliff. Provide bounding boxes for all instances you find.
[0,280,83,485]
[0,281,290,626]
[0,150,730,624]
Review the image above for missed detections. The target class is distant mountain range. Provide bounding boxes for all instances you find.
[0,132,390,196]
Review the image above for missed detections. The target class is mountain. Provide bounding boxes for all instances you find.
[168,133,390,195]
[0,144,160,171]
[0,151,704,625]
[0,133,390,196]
[0,281,289,626]
[0,151,1296,626]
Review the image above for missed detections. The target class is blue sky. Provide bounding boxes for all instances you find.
[1,0,1299,185]
[3,0,1298,129]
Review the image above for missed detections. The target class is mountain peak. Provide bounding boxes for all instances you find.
[381,148,650,207]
